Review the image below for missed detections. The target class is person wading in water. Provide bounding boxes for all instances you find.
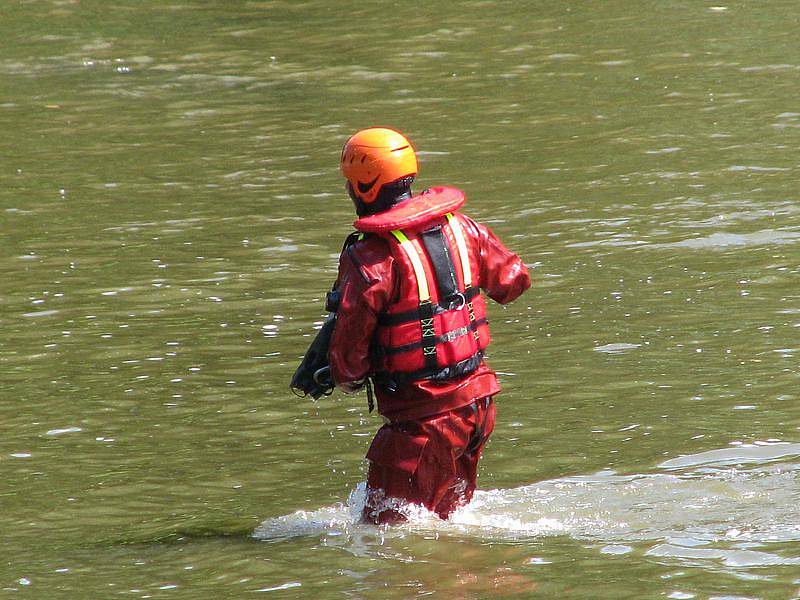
[327,127,530,524]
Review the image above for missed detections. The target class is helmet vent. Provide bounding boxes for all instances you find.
[391,145,410,152]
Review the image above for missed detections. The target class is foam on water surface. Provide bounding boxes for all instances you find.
[254,442,800,570]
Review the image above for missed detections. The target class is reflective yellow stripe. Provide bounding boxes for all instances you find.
[445,213,472,287]
[390,229,431,302]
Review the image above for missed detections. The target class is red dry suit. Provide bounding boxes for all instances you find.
[328,186,530,521]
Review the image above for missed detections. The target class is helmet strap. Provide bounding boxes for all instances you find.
[350,176,415,217]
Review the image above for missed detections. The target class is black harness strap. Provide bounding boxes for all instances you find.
[419,225,458,299]
[382,317,488,356]
[339,231,370,285]
[378,286,480,326]
[341,231,364,252]
[384,351,484,386]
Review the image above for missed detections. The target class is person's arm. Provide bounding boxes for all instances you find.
[468,217,531,304]
[328,238,394,391]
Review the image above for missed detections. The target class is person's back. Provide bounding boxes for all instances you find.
[327,127,530,523]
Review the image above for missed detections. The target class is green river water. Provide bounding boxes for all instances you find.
[2,1,800,598]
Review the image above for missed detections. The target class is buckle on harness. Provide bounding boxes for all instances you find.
[447,291,466,311]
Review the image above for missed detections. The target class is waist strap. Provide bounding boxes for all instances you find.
[377,351,484,391]
[382,318,488,356]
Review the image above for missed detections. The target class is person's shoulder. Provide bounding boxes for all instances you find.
[450,211,485,238]
[452,211,478,225]
[338,232,395,286]
[341,231,393,266]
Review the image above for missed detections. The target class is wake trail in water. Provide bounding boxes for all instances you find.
[254,442,800,568]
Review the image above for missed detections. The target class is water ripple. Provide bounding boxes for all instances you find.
[648,229,800,249]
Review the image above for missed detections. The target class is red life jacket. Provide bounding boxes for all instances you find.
[354,187,491,384]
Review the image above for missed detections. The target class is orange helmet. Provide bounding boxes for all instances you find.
[340,127,418,205]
